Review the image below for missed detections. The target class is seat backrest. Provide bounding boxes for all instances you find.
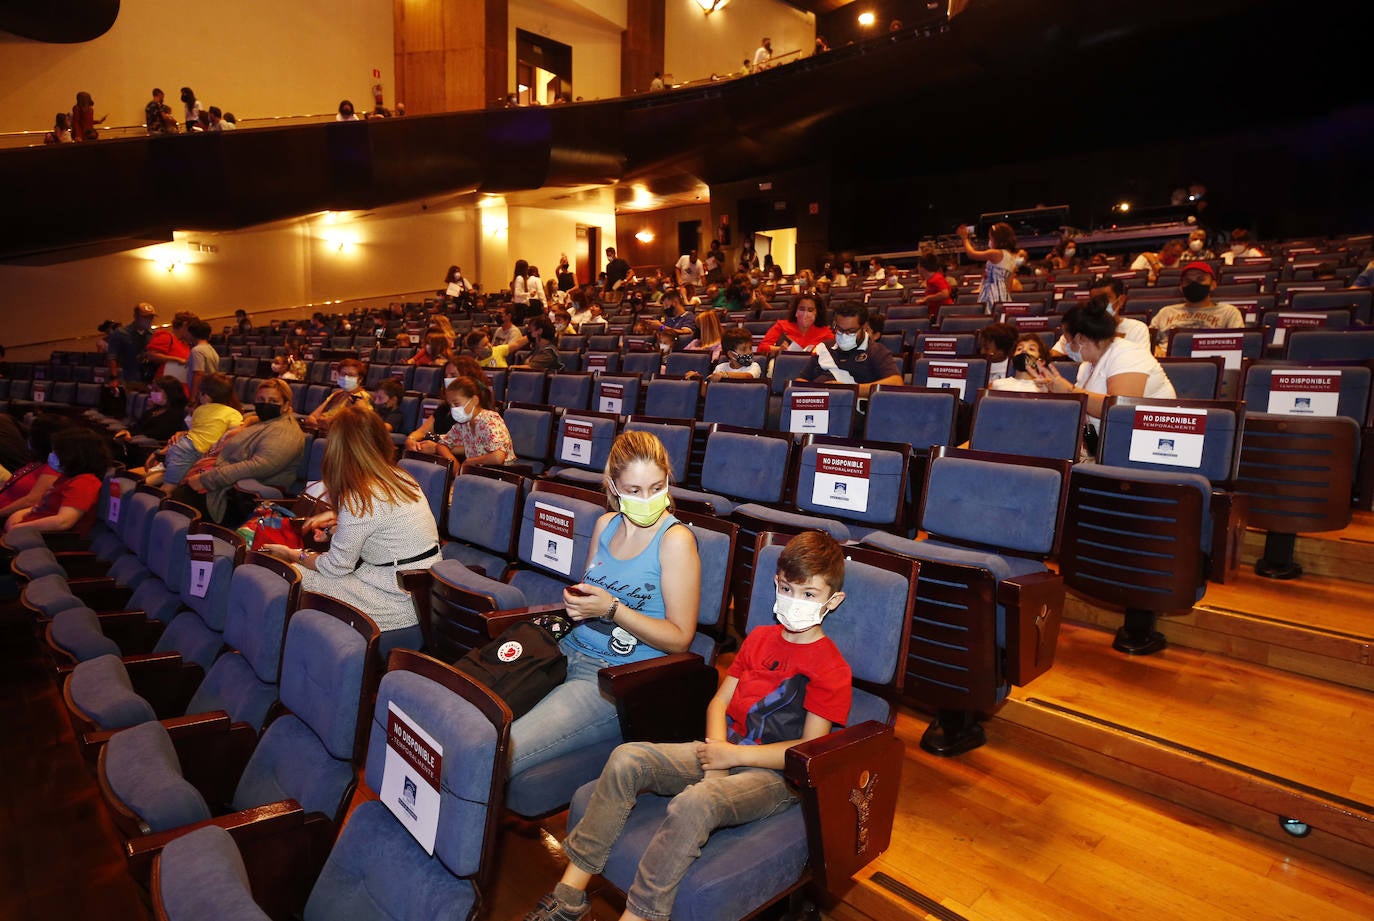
[153,825,270,921]
[664,350,714,379]
[484,368,508,403]
[910,358,990,404]
[446,467,524,555]
[644,378,700,419]
[782,384,858,438]
[623,416,694,483]
[768,353,816,394]
[505,369,548,405]
[1285,329,1374,362]
[583,351,621,375]
[1236,413,1360,533]
[1098,397,1244,485]
[969,391,1085,462]
[918,332,978,356]
[356,652,509,881]
[1241,361,1372,423]
[277,596,379,765]
[1291,289,1372,323]
[620,351,660,379]
[699,426,793,505]
[546,371,593,411]
[702,379,769,428]
[745,535,916,725]
[221,555,303,685]
[120,486,165,560]
[553,411,618,472]
[516,480,606,580]
[674,509,738,636]
[794,437,911,531]
[920,448,1070,558]
[411,365,444,396]
[503,403,556,466]
[592,374,640,415]
[179,523,245,632]
[864,385,958,455]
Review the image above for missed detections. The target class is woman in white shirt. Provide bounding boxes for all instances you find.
[1031,296,1175,423]
[511,258,531,306]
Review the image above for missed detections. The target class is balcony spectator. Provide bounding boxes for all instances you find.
[71,91,106,141]
[180,87,201,131]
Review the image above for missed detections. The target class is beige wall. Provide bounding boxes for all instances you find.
[505,187,618,288]
[0,0,394,134]
[0,202,478,359]
[664,0,814,85]
[509,0,624,103]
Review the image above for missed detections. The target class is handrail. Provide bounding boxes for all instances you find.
[0,112,339,149]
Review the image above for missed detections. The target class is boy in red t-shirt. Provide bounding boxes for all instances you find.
[526,531,852,921]
[913,253,953,322]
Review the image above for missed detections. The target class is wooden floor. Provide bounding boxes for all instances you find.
[5,518,1373,921]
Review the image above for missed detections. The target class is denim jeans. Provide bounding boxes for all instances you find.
[561,741,797,921]
[508,649,622,778]
[161,437,202,487]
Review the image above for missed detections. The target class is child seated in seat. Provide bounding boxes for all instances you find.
[149,372,242,491]
[526,530,853,921]
[685,326,762,384]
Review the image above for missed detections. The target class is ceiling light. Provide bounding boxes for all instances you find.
[858,11,876,26]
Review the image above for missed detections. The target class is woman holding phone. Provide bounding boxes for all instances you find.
[507,431,701,779]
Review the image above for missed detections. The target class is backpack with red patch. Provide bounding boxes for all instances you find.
[452,614,571,718]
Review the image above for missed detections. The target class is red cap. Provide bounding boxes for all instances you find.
[1181,261,1215,278]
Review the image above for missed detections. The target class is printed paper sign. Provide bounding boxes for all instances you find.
[598,381,623,413]
[586,353,609,372]
[107,481,122,524]
[421,400,438,420]
[926,361,969,399]
[1014,316,1050,332]
[187,535,215,598]
[329,363,341,383]
[230,347,244,358]
[811,448,871,513]
[93,367,107,384]
[923,336,958,356]
[1267,370,1340,416]
[560,420,594,464]
[532,501,575,575]
[380,702,443,855]
[1271,313,1323,347]
[789,391,830,434]
[1000,303,1031,321]
[32,381,47,403]
[1128,407,1207,468]
[1191,333,1245,371]
[1232,300,1260,326]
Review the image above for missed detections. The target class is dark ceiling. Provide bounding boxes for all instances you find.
[0,0,1364,264]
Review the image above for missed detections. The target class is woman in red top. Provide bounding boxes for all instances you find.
[758,294,834,355]
[0,416,68,527]
[70,91,107,141]
[5,429,109,539]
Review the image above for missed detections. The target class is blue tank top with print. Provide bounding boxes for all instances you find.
[562,513,679,666]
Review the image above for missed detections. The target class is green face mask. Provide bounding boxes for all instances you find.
[615,485,671,527]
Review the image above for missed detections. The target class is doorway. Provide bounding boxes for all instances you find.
[516,30,572,105]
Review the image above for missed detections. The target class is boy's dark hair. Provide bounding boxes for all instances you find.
[51,428,110,479]
[1090,276,1126,298]
[378,378,404,402]
[199,372,241,410]
[831,301,869,328]
[918,254,942,273]
[721,326,753,353]
[188,319,212,341]
[777,530,845,593]
[978,322,1018,353]
[867,313,886,336]
[464,329,489,351]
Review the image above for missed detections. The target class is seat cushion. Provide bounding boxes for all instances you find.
[102,720,212,832]
[569,783,808,921]
[187,652,278,732]
[232,714,354,819]
[22,573,84,617]
[154,611,223,673]
[157,825,270,921]
[12,546,63,581]
[48,606,120,662]
[303,800,476,921]
[130,577,186,626]
[861,533,1047,585]
[732,503,852,542]
[506,568,569,607]
[438,542,509,580]
[506,737,619,818]
[67,654,157,730]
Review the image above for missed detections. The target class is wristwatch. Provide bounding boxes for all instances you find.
[600,599,619,624]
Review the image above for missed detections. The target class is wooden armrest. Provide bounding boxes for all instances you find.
[599,653,716,743]
[95,610,158,656]
[131,799,309,890]
[52,552,111,581]
[66,579,135,612]
[44,531,92,553]
[482,603,569,638]
[998,570,1064,687]
[783,720,903,892]
[84,710,232,751]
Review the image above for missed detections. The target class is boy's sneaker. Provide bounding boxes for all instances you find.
[524,891,589,921]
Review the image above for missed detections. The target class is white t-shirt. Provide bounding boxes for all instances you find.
[512,276,530,304]
[1076,340,1177,405]
[753,46,772,68]
[1054,316,1150,355]
[712,359,762,379]
[676,255,704,285]
[1221,246,1264,265]
[1148,302,1245,332]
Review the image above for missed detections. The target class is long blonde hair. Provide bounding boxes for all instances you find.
[694,309,723,349]
[322,404,421,516]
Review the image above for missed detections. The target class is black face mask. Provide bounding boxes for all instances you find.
[254,402,283,421]
[1181,281,1211,303]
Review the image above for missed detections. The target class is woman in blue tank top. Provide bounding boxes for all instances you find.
[507,431,702,780]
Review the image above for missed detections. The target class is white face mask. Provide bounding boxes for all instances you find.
[338,375,358,391]
[773,590,835,633]
[1189,239,1203,252]
[450,401,473,424]
[1064,247,1076,257]
[834,331,860,351]
[148,391,166,405]
[1063,344,1083,362]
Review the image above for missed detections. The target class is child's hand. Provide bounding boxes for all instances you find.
[695,738,738,772]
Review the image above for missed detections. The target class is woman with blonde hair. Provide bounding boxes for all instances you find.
[685,308,726,361]
[508,430,701,780]
[260,404,440,655]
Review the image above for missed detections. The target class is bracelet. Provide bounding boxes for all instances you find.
[600,599,619,624]
[298,548,310,563]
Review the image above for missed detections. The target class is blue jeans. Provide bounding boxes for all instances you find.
[508,649,622,778]
[161,437,203,486]
[562,741,797,921]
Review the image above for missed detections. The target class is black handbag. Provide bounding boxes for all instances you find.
[452,614,572,719]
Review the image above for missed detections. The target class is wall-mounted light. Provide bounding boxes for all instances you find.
[1114,201,1132,214]
[635,230,655,243]
[858,11,876,26]
[696,0,729,13]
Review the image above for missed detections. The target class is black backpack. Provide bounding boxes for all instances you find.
[452,614,571,718]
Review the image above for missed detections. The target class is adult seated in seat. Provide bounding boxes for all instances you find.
[1220,228,1265,265]
[525,531,851,921]
[1031,296,1176,424]
[302,358,371,434]
[1050,277,1149,358]
[0,416,69,528]
[405,357,487,457]
[112,376,189,468]
[1130,239,1186,283]
[4,429,109,538]
[434,375,513,473]
[758,293,835,356]
[1147,261,1244,344]
[799,302,903,398]
[258,405,439,657]
[509,432,701,785]
[513,315,563,371]
[173,379,306,526]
